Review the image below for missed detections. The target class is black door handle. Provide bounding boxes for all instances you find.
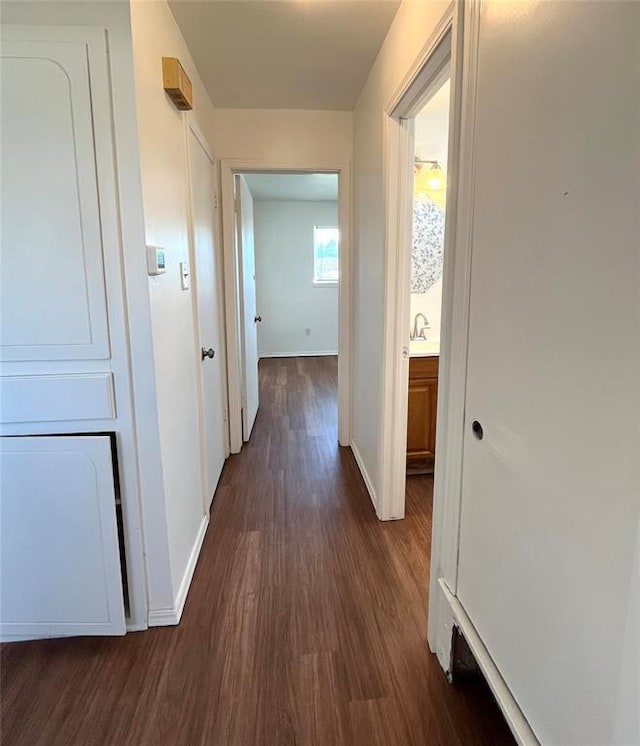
[254,315,262,323]
[471,420,484,440]
[201,347,215,360]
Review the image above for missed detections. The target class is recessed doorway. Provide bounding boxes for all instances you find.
[220,164,350,453]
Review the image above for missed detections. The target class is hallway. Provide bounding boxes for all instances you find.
[1,357,513,745]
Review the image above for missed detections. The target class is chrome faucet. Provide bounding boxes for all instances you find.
[411,312,430,340]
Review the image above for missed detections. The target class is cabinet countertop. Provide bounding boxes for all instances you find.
[409,339,440,357]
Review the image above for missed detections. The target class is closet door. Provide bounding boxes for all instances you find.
[0,36,110,362]
[1,436,126,638]
[456,3,640,744]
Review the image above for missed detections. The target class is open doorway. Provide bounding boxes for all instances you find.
[378,7,472,669]
[222,168,346,451]
[406,77,450,477]
[378,21,456,525]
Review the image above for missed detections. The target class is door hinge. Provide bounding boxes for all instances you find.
[213,192,218,209]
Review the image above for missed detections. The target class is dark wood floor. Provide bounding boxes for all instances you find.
[1,356,514,746]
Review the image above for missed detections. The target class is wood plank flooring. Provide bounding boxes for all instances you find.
[1,356,514,746]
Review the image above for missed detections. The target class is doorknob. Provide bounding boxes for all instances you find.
[254,315,262,323]
[471,420,484,440]
[201,347,215,360]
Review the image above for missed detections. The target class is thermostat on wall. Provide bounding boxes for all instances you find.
[147,245,166,275]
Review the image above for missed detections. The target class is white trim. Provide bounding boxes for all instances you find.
[148,515,209,627]
[439,580,541,746]
[379,8,457,524]
[172,514,209,622]
[377,0,481,681]
[184,117,210,517]
[378,113,414,523]
[386,3,456,116]
[220,158,352,453]
[428,0,481,669]
[350,441,378,514]
[259,351,337,359]
[147,607,179,627]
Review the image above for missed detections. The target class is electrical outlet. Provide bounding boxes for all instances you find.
[305,328,311,336]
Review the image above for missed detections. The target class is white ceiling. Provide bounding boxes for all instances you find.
[168,0,401,110]
[243,173,338,201]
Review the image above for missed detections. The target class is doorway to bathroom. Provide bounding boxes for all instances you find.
[377,6,473,675]
[377,17,458,525]
[406,76,450,479]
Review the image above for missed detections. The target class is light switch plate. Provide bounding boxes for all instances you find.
[146,245,166,275]
[180,261,190,290]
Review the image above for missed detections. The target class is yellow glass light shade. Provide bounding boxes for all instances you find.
[414,161,446,208]
[414,162,445,194]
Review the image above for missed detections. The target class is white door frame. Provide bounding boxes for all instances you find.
[220,159,351,453]
[379,6,459,523]
[185,116,230,516]
[381,5,540,741]
[378,0,473,662]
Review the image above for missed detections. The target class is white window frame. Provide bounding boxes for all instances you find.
[312,225,339,287]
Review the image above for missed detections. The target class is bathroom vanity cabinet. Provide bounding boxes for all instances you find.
[407,355,439,468]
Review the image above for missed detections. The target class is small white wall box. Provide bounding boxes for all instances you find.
[147,245,166,275]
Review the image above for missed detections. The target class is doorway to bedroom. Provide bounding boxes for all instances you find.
[229,172,340,445]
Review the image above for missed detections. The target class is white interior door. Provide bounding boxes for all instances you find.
[1,435,126,639]
[456,3,640,744]
[189,126,227,506]
[235,175,259,441]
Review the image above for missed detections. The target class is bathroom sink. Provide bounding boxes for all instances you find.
[410,338,440,357]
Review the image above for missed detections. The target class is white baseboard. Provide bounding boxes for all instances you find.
[125,620,148,632]
[350,441,378,513]
[147,606,179,626]
[439,579,540,746]
[148,515,209,627]
[259,351,338,358]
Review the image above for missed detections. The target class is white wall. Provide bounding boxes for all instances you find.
[211,108,352,164]
[129,0,216,614]
[411,87,450,344]
[415,108,449,170]
[410,279,442,342]
[352,0,450,504]
[253,201,339,357]
[213,106,352,450]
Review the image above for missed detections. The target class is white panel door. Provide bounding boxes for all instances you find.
[0,38,110,362]
[456,3,640,744]
[236,176,260,441]
[1,435,126,638]
[189,126,227,506]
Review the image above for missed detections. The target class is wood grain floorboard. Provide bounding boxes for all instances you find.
[1,356,514,746]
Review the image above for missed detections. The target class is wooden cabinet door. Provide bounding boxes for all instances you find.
[407,377,438,460]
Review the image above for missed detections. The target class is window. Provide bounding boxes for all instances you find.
[313,226,339,285]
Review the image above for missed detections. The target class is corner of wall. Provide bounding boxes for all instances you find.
[350,439,378,514]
